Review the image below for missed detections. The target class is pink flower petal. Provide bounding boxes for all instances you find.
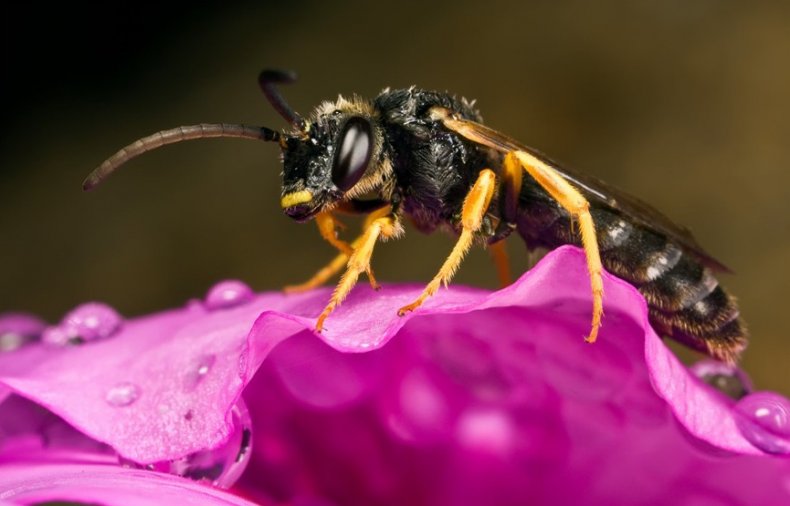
[0,394,115,465]
[0,247,775,460]
[0,462,261,505]
[0,290,321,462]
[236,291,790,505]
[2,245,790,505]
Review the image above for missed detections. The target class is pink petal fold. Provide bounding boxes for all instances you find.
[0,462,260,505]
[1,245,789,505]
[0,247,763,460]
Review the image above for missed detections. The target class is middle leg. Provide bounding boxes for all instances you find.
[486,151,522,288]
[315,212,402,331]
[285,208,389,293]
[398,168,498,315]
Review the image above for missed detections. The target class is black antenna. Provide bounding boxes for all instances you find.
[258,69,306,131]
[83,123,280,191]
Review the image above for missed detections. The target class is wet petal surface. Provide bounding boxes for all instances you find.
[2,246,789,505]
[0,462,260,505]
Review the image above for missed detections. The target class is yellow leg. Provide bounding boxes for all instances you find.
[284,239,360,293]
[486,152,520,288]
[287,211,381,293]
[315,212,354,256]
[501,152,522,222]
[489,240,511,288]
[315,213,402,331]
[398,169,497,316]
[512,150,604,343]
[427,107,604,343]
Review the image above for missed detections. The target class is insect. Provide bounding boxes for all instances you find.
[84,69,747,363]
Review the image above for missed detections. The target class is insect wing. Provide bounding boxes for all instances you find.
[437,111,731,272]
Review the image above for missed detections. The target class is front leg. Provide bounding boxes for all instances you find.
[283,236,362,294]
[315,212,403,331]
[285,209,382,293]
[315,211,355,257]
[398,168,497,315]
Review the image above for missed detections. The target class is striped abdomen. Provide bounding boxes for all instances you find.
[517,199,747,363]
[594,209,746,363]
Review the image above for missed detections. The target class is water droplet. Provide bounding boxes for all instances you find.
[456,409,514,455]
[41,325,70,346]
[204,280,254,310]
[185,298,204,313]
[105,382,141,407]
[0,313,46,352]
[734,391,790,454]
[690,359,752,400]
[119,399,252,489]
[43,302,122,346]
[183,354,217,391]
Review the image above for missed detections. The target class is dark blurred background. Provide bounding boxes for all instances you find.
[2,1,788,392]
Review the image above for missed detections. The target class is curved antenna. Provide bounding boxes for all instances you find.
[83,123,280,191]
[258,69,306,131]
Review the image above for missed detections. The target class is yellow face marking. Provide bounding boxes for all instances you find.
[280,190,313,209]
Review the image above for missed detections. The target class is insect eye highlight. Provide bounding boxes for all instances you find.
[331,117,372,192]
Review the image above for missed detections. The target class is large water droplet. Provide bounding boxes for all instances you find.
[0,313,46,352]
[690,359,752,400]
[43,302,122,346]
[204,280,254,310]
[183,353,217,391]
[105,382,141,407]
[734,391,790,454]
[120,399,252,488]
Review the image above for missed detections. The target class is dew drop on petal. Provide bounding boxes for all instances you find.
[204,280,254,310]
[64,302,123,341]
[0,333,33,352]
[182,353,217,392]
[41,325,71,346]
[734,391,790,455]
[43,302,123,346]
[690,359,752,400]
[185,298,205,314]
[119,399,253,489]
[0,313,46,352]
[105,382,141,407]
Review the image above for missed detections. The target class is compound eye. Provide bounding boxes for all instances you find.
[331,117,372,192]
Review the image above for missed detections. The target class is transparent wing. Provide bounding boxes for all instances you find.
[435,109,730,272]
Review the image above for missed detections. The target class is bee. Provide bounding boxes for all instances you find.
[84,69,747,363]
